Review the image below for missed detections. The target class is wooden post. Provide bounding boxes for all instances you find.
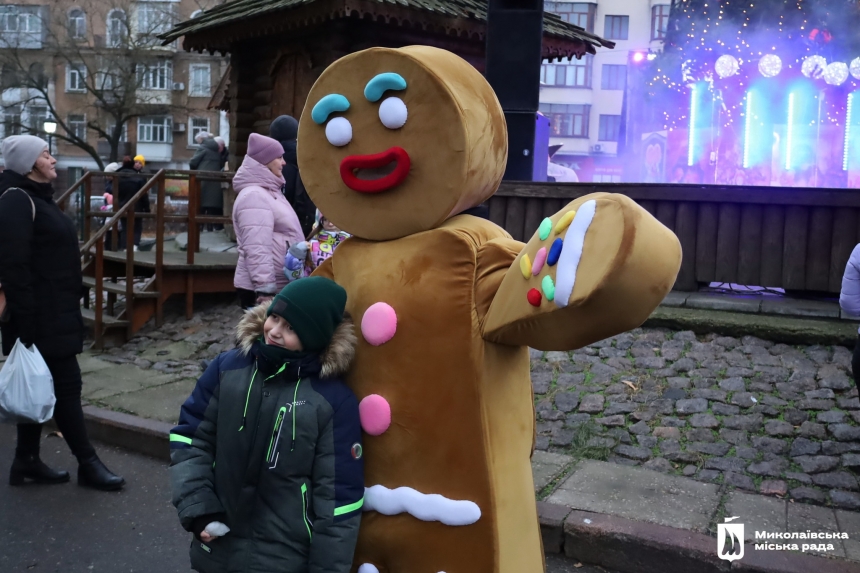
[83,173,93,243]
[94,237,104,349]
[126,206,136,338]
[188,173,198,265]
[155,171,166,327]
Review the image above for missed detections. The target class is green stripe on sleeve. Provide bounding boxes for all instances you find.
[170,434,193,445]
[334,496,364,516]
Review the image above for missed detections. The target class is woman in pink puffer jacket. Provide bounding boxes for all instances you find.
[232,133,304,309]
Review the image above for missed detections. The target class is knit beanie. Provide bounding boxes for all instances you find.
[247,133,284,166]
[134,154,145,166]
[1,135,48,175]
[267,277,347,352]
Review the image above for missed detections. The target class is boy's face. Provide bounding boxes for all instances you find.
[263,314,303,351]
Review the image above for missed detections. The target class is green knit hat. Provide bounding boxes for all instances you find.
[267,277,347,352]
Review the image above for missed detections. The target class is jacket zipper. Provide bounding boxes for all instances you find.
[238,366,258,431]
[266,406,287,466]
[301,482,313,540]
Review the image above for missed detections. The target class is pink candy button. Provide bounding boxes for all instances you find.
[532,247,547,275]
[359,394,391,436]
[361,302,397,346]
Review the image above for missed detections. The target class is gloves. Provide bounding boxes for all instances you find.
[190,513,228,540]
[288,241,309,260]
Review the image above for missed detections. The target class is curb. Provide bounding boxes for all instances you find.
[539,504,860,573]
[80,405,171,462]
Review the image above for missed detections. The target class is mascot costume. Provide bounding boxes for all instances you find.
[296,46,682,573]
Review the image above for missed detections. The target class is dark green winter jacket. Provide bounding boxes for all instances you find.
[169,304,364,573]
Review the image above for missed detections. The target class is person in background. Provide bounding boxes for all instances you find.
[190,134,225,231]
[840,244,860,384]
[0,135,124,490]
[117,156,149,250]
[232,133,304,309]
[269,115,316,236]
[284,210,350,282]
[214,136,229,170]
[134,154,146,172]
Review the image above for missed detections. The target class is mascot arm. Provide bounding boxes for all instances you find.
[481,193,682,351]
[475,236,526,326]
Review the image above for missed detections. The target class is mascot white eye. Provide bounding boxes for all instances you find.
[325,117,352,147]
[379,97,408,130]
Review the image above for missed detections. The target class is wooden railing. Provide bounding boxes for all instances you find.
[491,181,860,295]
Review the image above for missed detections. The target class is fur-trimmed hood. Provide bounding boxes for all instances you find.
[235,303,356,379]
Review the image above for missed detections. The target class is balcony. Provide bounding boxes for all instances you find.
[135,89,171,106]
[97,141,131,158]
[135,142,172,162]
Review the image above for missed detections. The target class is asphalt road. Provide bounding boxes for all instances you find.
[0,424,619,573]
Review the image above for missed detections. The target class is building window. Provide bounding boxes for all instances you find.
[107,9,127,47]
[601,64,627,90]
[598,115,621,141]
[67,114,87,140]
[539,103,591,138]
[189,117,210,145]
[651,5,670,40]
[28,105,47,132]
[138,60,173,90]
[0,6,40,33]
[189,64,211,97]
[137,3,174,36]
[138,116,172,143]
[545,2,595,32]
[68,8,86,39]
[96,68,115,91]
[604,15,629,40]
[541,55,593,88]
[107,121,128,142]
[2,104,22,137]
[66,65,87,93]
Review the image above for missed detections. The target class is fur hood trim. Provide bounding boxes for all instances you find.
[235,303,356,378]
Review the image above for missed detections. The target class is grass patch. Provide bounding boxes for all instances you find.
[564,422,611,462]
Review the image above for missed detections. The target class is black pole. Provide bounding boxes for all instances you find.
[485,0,544,181]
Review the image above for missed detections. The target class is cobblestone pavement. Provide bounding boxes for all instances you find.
[532,328,860,510]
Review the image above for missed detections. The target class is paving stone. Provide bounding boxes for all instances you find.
[555,392,583,413]
[696,469,722,483]
[643,457,674,473]
[830,490,860,510]
[691,379,717,389]
[637,436,658,449]
[531,371,553,394]
[687,429,718,443]
[675,398,708,414]
[764,420,795,437]
[706,457,749,473]
[689,368,718,379]
[798,399,836,411]
[794,455,841,474]
[752,436,789,455]
[595,414,626,427]
[604,402,637,416]
[688,442,731,456]
[851,411,860,424]
[565,413,592,427]
[605,428,633,445]
[838,397,860,410]
[811,471,860,490]
[722,414,764,431]
[805,388,836,400]
[658,439,681,454]
[789,437,821,458]
[726,366,755,377]
[724,471,756,490]
[688,413,720,428]
[748,381,776,393]
[614,445,652,461]
[778,380,817,394]
[785,471,812,484]
[634,357,666,369]
[586,437,617,449]
[691,389,728,402]
[672,357,696,373]
[759,480,788,496]
[712,403,740,417]
[819,374,853,391]
[578,394,605,413]
[719,429,750,445]
[799,421,827,439]
[604,383,627,395]
[649,399,676,414]
[556,373,586,388]
[682,464,697,476]
[651,426,680,439]
[543,410,566,421]
[661,349,683,361]
[842,453,860,468]
[823,441,860,455]
[626,420,649,435]
[718,377,746,392]
[630,347,656,358]
[747,458,789,477]
[546,351,570,364]
[817,410,847,424]
[829,424,860,441]
[791,487,827,503]
[661,388,687,401]
[550,429,577,447]
[730,392,758,408]
[631,410,655,422]
[661,417,687,428]
[783,409,809,426]
[665,377,690,390]
[735,447,757,460]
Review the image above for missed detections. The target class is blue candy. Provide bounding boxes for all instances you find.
[547,238,563,266]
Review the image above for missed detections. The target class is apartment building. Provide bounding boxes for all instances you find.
[541,0,669,182]
[0,0,228,187]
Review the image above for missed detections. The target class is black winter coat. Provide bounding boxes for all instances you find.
[270,117,316,237]
[117,167,150,213]
[0,170,84,358]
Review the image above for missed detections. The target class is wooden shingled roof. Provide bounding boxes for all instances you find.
[163,0,615,61]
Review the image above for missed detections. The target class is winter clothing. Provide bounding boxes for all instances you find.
[284,230,350,283]
[268,277,348,352]
[190,138,225,210]
[0,170,84,358]
[232,154,304,295]
[9,453,70,485]
[1,135,48,175]
[270,116,316,236]
[247,133,284,167]
[134,154,145,166]
[116,166,149,249]
[170,304,363,573]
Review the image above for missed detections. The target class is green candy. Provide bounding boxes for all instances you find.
[538,217,553,241]
[542,275,555,301]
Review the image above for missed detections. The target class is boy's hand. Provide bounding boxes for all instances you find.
[200,531,214,543]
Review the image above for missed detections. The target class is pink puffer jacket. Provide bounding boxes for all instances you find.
[232,155,304,293]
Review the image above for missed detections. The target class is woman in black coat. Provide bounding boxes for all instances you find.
[0,135,124,490]
[116,156,149,250]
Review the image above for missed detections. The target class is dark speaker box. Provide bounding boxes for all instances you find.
[485,3,543,112]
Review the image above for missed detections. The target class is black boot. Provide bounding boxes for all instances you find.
[77,456,125,491]
[9,454,71,486]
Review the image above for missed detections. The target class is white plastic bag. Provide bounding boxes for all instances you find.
[0,340,56,424]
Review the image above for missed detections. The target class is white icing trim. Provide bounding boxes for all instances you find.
[363,484,481,526]
[554,199,597,308]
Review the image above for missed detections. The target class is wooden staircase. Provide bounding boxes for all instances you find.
[59,169,237,348]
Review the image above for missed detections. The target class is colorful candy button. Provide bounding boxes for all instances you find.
[520,253,532,279]
[359,394,391,436]
[361,302,397,346]
[538,217,553,240]
[527,288,542,307]
[542,275,555,301]
[554,210,577,234]
[531,247,547,276]
[547,238,563,266]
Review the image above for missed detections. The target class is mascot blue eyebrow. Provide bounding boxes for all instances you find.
[312,94,351,125]
[364,73,407,102]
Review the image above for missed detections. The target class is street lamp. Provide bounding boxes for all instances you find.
[43,119,57,155]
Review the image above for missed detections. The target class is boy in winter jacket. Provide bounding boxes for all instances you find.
[170,277,364,573]
[284,211,350,282]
